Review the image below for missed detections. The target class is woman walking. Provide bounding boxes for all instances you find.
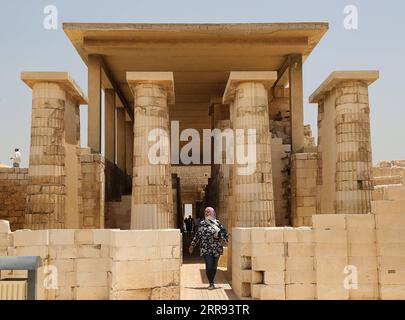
[188,207,229,290]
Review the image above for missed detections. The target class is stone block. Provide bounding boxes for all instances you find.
[251,228,266,243]
[265,228,284,243]
[75,258,111,273]
[315,256,348,284]
[75,229,94,244]
[347,229,376,244]
[157,230,180,246]
[347,239,377,256]
[283,228,299,242]
[0,233,12,247]
[263,271,285,285]
[111,230,159,247]
[13,230,49,247]
[287,243,314,257]
[75,286,109,300]
[13,245,48,258]
[0,220,11,233]
[76,271,108,287]
[375,212,405,230]
[286,257,314,271]
[346,214,375,229]
[377,243,405,256]
[110,288,152,300]
[315,229,347,244]
[286,284,316,300]
[251,243,285,257]
[252,256,285,271]
[316,284,350,300]
[111,246,160,261]
[376,229,405,243]
[233,228,251,243]
[372,200,405,215]
[50,246,78,259]
[285,269,316,284]
[111,271,157,290]
[151,286,180,300]
[349,284,379,300]
[50,230,75,245]
[49,259,74,273]
[259,284,285,300]
[77,245,102,258]
[380,285,405,300]
[313,214,346,230]
[93,229,112,245]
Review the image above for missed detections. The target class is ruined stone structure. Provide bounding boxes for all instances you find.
[1,22,404,300]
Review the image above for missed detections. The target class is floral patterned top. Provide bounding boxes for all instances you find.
[191,219,229,257]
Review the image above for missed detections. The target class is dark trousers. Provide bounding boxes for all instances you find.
[203,254,219,284]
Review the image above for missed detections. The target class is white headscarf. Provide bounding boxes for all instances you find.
[205,207,221,236]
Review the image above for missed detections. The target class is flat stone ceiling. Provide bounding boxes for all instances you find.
[64,23,328,132]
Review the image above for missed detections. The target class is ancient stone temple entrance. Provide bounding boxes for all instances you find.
[4,21,404,300]
[60,22,329,234]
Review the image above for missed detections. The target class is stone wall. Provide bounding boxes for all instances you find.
[0,168,28,231]
[291,153,317,227]
[271,138,291,226]
[79,150,105,229]
[0,222,181,300]
[373,160,405,187]
[232,184,405,300]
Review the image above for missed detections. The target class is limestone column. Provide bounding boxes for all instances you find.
[223,71,277,227]
[116,108,126,172]
[125,119,134,177]
[127,72,175,229]
[289,54,304,153]
[309,71,379,215]
[21,72,87,229]
[104,88,115,202]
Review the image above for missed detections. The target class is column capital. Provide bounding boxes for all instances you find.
[126,71,175,104]
[309,70,379,103]
[222,71,277,104]
[21,71,87,104]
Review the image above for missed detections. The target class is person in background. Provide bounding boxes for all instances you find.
[188,207,228,290]
[184,215,194,232]
[10,148,21,168]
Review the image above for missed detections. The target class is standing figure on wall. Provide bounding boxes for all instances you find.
[10,148,21,168]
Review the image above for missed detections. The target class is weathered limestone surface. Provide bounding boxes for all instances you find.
[373,160,405,187]
[0,168,28,231]
[0,225,181,300]
[21,72,87,230]
[310,71,379,215]
[223,72,277,227]
[231,184,405,300]
[271,138,291,226]
[291,153,317,227]
[79,148,105,229]
[127,72,175,229]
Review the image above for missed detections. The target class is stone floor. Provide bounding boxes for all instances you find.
[180,257,238,300]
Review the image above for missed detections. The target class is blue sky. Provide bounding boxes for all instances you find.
[0,0,404,167]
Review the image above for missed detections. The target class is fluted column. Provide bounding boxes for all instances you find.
[223,71,277,227]
[21,72,87,229]
[309,71,379,215]
[127,72,175,229]
[335,80,374,214]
